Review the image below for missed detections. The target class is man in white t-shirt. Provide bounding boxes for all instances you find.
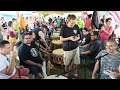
[0,40,29,79]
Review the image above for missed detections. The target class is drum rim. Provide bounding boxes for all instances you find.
[52,40,62,45]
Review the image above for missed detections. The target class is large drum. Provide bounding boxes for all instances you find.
[53,32,60,36]
[51,36,60,40]
[52,49,64,64]
[51,33,60,40]
[56,28,61,31]
[50,40,62,50]
[55,31,60,33]
[44,75,67,79]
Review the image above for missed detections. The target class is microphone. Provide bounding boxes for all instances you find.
[95,53,108,61]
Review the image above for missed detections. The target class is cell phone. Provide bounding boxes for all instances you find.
[73,36,75,38]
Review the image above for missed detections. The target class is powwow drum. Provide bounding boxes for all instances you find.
[56,28,61,31]
[55,31,60,33]
[52,49,64,64]
[44,75,67,79]
[50,40,62,50]
[51,33,60,40]
[53,32,60,36]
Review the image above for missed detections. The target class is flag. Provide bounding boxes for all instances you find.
[109,11,120,26]
[91,11,99,29]
[83,11,88,23]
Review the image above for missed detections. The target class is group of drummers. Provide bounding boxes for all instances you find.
[0,13,120,79]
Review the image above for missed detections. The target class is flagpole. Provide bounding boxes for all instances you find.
[92,11,99,31]
[16,11,19,25]
[97,11,100,23]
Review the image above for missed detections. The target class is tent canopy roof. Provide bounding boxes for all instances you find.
[33,11,81,14]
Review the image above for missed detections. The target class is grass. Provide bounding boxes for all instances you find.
[49,61,94,79]
[15,47,94,79]
[23,61,94,79]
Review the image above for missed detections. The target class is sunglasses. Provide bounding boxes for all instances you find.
[91,34,95,36]
[24,38,31,39]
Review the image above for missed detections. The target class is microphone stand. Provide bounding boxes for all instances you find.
[96,53,108,61]
[95,53,108,79]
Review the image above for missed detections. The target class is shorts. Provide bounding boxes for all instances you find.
[63,47,80,66]
[9,37,16,43]
[28,66,42,76]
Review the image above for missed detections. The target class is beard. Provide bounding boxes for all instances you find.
[25,41,31,45]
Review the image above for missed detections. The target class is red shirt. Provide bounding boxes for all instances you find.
[85,19,92,30]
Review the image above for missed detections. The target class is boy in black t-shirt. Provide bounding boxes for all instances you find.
[81,28,91,46]
[80,31,101,60]
[60,15,81,79]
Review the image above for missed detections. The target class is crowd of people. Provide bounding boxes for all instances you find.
[0,12,120,79]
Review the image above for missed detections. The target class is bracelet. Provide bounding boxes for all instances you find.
[41,41,46,43]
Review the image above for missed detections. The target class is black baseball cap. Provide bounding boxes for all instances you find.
[91,31,99,37]
[12,18,16,21]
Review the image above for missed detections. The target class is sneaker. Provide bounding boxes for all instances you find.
[64,74,70,79]
[64,70,70,79]
[73,75,80,79]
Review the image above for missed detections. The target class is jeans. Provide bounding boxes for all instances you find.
[80,54,91,60]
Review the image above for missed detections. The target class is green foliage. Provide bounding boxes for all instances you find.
[43,13,50,17]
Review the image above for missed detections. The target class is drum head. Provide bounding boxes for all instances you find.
[56,28,61,31]
[53,49,64,55]
[53,33,60,36]
[56,31,60,33]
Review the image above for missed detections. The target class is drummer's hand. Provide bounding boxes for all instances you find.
[47,47,50,50]
[42,58,46,61]
[44,51,49,54]
[44,48,47,51]
[111,72,120,78]
[16,65,24,69]
[36,63,42,68]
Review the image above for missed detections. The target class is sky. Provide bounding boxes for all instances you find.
[0,11,39,21]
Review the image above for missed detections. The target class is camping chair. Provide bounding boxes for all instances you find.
[81,40,102,79]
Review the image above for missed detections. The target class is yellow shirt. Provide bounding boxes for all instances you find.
[13,22,20,32]
[76,19,85,29]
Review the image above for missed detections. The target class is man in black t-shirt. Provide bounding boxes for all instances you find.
[81,28,91,46]
[80,31,101,60]
[32,22,49,50]
[18,32,45,79]
[28,31,54,76]
[60,14,81,79]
